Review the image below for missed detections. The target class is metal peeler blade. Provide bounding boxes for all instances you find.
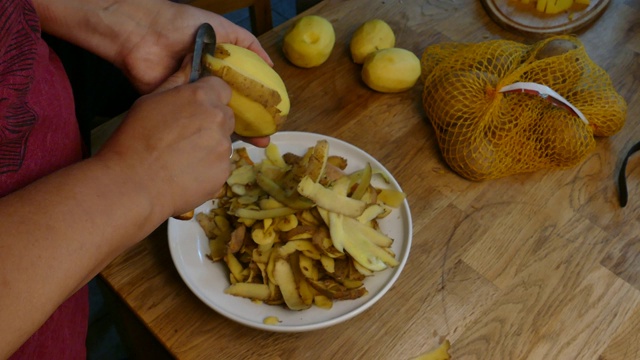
[189,23,217,83]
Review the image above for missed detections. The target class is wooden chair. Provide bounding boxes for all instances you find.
[185,0,273,36]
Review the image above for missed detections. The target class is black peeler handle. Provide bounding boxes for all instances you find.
[617,140,640,207]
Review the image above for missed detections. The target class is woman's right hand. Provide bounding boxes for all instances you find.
[94,67,235,220]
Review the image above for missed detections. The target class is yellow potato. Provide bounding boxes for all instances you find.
[205,44,289,137]
[350,19,395,64]
[283,15,335,68]
[362,48,422,93]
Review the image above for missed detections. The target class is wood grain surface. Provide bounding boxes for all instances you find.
[100,0,640,359]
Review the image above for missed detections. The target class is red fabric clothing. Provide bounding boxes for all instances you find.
[0,0,83,196]
[10,287,89,360]
[1,0,89,358]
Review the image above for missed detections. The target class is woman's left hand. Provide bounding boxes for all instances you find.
[117,1,272,94]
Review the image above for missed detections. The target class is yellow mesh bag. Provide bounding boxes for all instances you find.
[421,35,627,181]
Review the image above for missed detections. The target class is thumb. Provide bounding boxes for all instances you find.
[153,55,193,93]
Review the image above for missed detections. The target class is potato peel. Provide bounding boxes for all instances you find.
[196,140,407,310]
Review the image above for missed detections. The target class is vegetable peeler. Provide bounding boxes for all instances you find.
[189,23,217,83]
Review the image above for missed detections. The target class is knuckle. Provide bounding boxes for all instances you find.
[189,78,233,109]
[201,77,232,102]
[190,84,210,104]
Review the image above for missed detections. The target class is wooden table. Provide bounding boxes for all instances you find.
[100,0,640,358]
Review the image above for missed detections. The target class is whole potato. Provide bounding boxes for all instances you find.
[537,109,594,166]
[350,19,395,64]
[283,15,335,68]
[423,70,499,132]
[361,48,421,93]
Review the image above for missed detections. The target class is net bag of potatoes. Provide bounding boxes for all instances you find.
[420,35,627,181]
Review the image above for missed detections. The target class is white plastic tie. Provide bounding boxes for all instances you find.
[499,82,588,125]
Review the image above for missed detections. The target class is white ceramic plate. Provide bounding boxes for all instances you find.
[168,131,412,332]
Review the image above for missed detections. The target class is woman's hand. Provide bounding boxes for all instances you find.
[95,61,236,218]
[112,1,274,148]
[118,1,272,94]
[35,0,271,92]
[33,0,273,147]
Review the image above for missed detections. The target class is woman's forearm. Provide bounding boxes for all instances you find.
[0,154,168,358]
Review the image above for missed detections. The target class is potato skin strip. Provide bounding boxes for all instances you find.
[196,140,405,310]
[234,207,298,220]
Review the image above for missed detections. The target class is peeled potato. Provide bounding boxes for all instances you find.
[205,44,290,137]
[350,19,395,64]
[361,48,421,93]
[283,15,335,68]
